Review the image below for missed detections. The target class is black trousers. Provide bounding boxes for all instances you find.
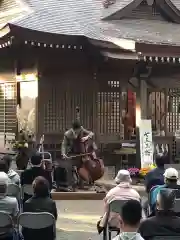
[54,157,81,188]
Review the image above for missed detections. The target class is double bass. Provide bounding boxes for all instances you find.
[71,107,104,184]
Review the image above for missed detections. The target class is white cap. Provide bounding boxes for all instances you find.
[115,169,132,184]
[0,172,9,185]
[164,168,178,180]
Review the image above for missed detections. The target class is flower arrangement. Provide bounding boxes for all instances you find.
[128,168,140,177]
[128,164,156,179]
[10,139,28,151]
[7,129,34,152]
[139,164,156,177]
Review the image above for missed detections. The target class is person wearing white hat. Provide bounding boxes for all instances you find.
[97,169,140,232]
[114,169,132,185]
[164,167,179,180]
[150,167,180,210]
[0,172,19,217]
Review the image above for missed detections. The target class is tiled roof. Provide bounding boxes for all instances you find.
[3,0,180,46]
[101,0,134,19]
[171,0,180,11]
[0,0,30,28]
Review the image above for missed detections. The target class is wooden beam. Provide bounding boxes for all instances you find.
[136,43,180,56]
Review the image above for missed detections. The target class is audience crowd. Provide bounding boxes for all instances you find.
[0,152,57,240]
[1,152,180,240]
[99,155,180,240]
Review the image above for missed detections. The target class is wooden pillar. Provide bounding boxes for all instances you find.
[140,79,148,119]
[135,62,151,168]
[136,78,141,169]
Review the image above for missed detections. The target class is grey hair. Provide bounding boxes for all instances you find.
[157,189,176,211]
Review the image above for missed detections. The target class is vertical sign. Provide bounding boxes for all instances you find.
[139,120,153,168]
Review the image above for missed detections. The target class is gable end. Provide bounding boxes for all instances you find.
[123,0,165,21]
[102,0,180,23]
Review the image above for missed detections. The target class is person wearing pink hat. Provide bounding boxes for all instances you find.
[97,169,141,232]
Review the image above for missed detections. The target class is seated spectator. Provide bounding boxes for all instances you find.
[0,172,19,218]
[2,155,20,185]
[21,153,52,202]
[139,188,180,239]
[23,176,57,240]
[113,200,144,240]
[151,167,180,208]
[145,155,165,193]
[98,170,141,231]
[0,159,13,184]
[24,176,57,219]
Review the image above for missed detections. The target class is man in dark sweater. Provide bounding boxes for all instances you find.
[145,155,165,193]
[139,189,180,240]
[21,153,52,202]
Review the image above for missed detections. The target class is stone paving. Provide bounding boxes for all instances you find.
[55,197,146,240]
[96,179,145,191]
[56,200,104,240]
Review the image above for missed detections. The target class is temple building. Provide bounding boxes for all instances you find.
[0,0,180,167]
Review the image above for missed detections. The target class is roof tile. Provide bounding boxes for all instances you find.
[170,0,180,11]
[5,0,180,46]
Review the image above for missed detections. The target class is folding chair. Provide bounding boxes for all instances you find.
[174,198,180,215]
[0,211,14,239]
[22,185,33,197]
[16,170,24,177]
[38,135,52,168]
[7,183,22,211]
[103,200,127,240]
[21,184,34,205]
[7,184,20,200]
[38,135,53,177]
[147,185,159,216]
[18,212,56,240]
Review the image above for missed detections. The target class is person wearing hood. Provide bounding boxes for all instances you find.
[97,170,141,231]
[113,200,144,240]
[2,154,20,185]
[0,171,19,217]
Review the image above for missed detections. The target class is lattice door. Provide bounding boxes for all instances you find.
[0,83,16,146]
[148,88,180,134]
[97,80,124,143]
[40,74,96,135]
